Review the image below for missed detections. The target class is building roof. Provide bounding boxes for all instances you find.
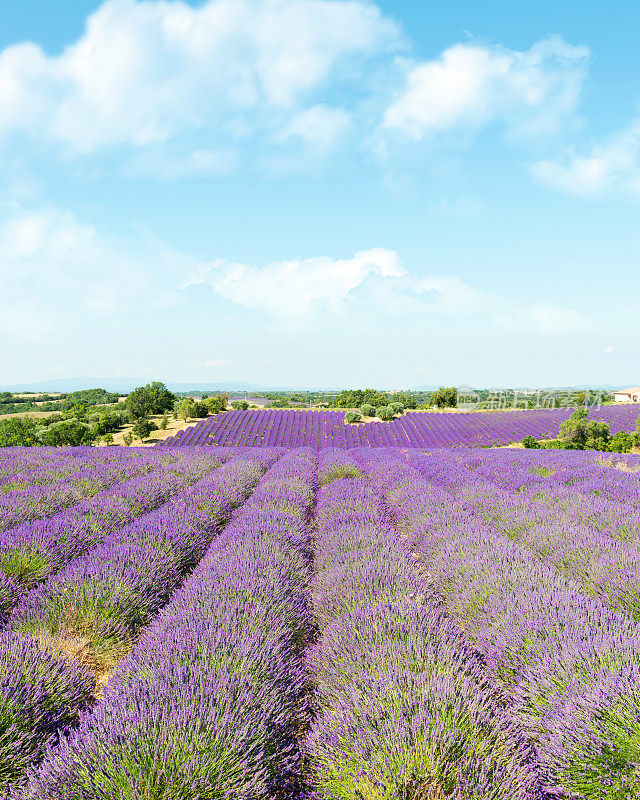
[615,387,640,394]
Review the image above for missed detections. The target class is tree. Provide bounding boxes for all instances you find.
[558,408,589,449]
[123,432,134,446]
[159,413,168,430]
[177,399,196,421]
[429,387,457,408]
[390,392,418,409]
[132,417,155,442]
[0,418,39,447]
[584,420,611,451]
[331,389,390,409]
[389,402,404,414]
[193,401,210,417]
[37,420,97,447]
[101,433,114,445]
[205,397,227,415]
[344,411,362,424]
[522,435,540,449]
[360,404,375,417]
[231,400,249,410]
[126,382,176,419]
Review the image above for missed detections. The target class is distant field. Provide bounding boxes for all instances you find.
[159,403,640,448]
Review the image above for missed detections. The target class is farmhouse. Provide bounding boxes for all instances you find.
[614,387,640,403]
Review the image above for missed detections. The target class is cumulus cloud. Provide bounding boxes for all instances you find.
[0,0,399,157]
[186,246,591,336]
[379,36,589,146]
[531,118,640,197]
[185,248,405,318]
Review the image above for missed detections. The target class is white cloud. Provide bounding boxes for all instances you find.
[185,246,591,336]
[531,119,640,197]
[276,104,352,150]
[0,205,185,342]
[604,345,614,354]
[196,358,230,367]
[1,204,592,347]
[185,247,405,318]
[0,0,399,157]
[380,36,588,145]
[495,301,593,335]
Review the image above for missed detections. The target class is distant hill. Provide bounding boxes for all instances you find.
[0,377,318,393]
[0,377,625,394]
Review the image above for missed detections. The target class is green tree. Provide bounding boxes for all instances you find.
[389,402,404,414]
[376,406,394,421]
[331,389,390,408]
[123,432,134,446]
[558,408,589,449]
[429,387,458,408]
[132,417,156,442]
[37,420,96,447]
[360,404,375,417]
[159,413,168,430]
[344,411,362,424]
[101,433,114,445]
[522,435,540,449]
[126,382,176,419]
[584,420,611,451]
[231,400,249,410]
[0,418,39,447]
[205,397,227,415]
[177,399,196,421]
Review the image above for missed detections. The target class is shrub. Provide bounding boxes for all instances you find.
[123,432,134,447]
[159,414,168,430]
[610,431,634,453]
[231,400,249,411]
[376,406,394,421]
[360,404,375,417]
[389,402,404,414]
[344,411,362,424]
[193,401,210,418]
[132,418,156,442]
[522,435,540,449]
[37,420,97,447]
[0,418,39,447]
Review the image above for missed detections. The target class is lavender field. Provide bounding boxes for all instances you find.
[160,403,640,448]
[0,443,640,798]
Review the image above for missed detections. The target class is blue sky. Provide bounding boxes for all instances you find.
[1,0,639,389]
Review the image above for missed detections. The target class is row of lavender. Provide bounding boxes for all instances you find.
[159,404,640,448]
[2,445,640,796]
[362,448,640,797]
[0,447,284,795]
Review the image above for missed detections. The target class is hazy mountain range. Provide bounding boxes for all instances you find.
[0,377,624,394]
